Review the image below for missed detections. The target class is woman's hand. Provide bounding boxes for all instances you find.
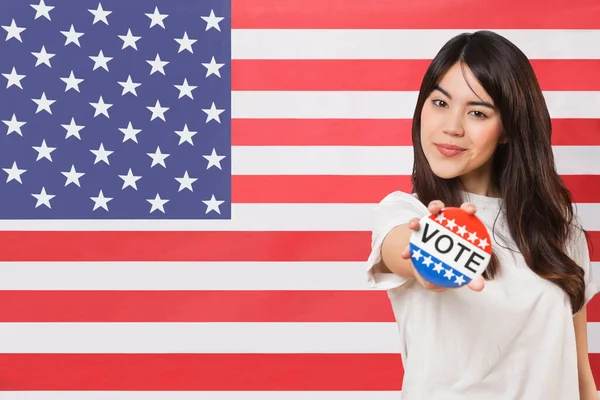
[399,199,485,292]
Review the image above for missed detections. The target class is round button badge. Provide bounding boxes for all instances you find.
[409,207,492,288]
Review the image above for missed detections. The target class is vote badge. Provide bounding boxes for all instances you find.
[409,207,492,288]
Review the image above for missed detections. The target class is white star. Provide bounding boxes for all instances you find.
[2,114,26,136]
[174,78,197,99]
[119,168,141,190]
[61,24,84,47]
[174,32,196,53]
[147,193,169,214]
[203,148,226,170]
[411,248,422,261]
[90,143,113,165]
[146,54,169,75]
[32,92,56,114]
[467,231,479,244]
[174,171,197,192]
[60,70,84,92]
[2,67,25,89]
[455,275,466,285]
[443,268,455,280]
[202,102,224,123]
[422,256,433,267]
[203,194,224,214]
[456,224,468,237]
[147,146,169,168]
[201,9,224,31]
[31,45,55,67]
[2,19,26,42]
[145,6,168,28]
[435,212,446,223]
[202,56,225,78]
[147,100,169,121]
[118,28,141,50]
[88,3,112,25]
[32,139,56,161]
[174,124,196,145]
[478,237,489,250]
[90,50,113,71]
[90,96,112,118]
[90,190,112,211]
[61,165,85,187]
[118,75,141,96]
[433,262,444,273]
[61,117,85,139]
[3,161,26,184]
[445,218,457,231]
[31,0,54,21]
[32,187,55,209]
[119,121,142,143]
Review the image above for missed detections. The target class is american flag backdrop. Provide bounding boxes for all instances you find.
[0,0,599,398]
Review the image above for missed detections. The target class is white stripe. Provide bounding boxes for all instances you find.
[231,91,600,119]
[1,203,599,231]
[1,262,597,291]
[231,29,600,59]
[0,392,409,400]
[0,322,598,353]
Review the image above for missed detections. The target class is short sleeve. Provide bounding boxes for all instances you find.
[366,190,429,289]
[567,216,599,310]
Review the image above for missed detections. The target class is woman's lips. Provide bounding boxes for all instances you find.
[434,143,466,157]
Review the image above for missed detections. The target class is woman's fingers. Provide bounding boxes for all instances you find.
[427,200,445,215]
[467,275,485,291]
[460,201,477,215]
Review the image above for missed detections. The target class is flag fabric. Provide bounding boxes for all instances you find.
[0,0,599,398]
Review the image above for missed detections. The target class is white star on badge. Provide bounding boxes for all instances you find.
[118,75,141,96]
[445,218,457,231]
[90,50,113,71]
[61,117,85,139]
[90,96,112,118]
[146,54,169,75]
[202,56,224,78]
[422,256,433,267]
[203,148,226,170]
[2,114,26,136]
[61,165,85,187]
[61,24,84,47]
[433,262,444,273]
[118,28,141,50]
[2,19,26,42]
[175,171,197,192]
[32,187,55,209]
[33,139,56,161]
[119,121,142,143]
[31,0,54,21]
[32,92,56,114]
[90,143,113,165]
[455,275,466,285]
[456,224,468,236]
[174,32,196,53]
[88,3,112,25]
[3,67,26,89]
[174,124,196,145]
[31,46,55,67]
[3,161,26,184]
[411,249,422,261]
[119,168,142,190]
[467,231,479,244]
[435,212,446,223]
[145,6,168,28]
[147,146,169,168]
[202,102,224,123]
[90,190,112,211]
[60,71,84,92]
[478,237,489,250]
[147,100,169,121]
[201,9,224,31]
[443,268,455,279]
[203,194,224,214]
[174,78,197,99]
[147,193,169,214]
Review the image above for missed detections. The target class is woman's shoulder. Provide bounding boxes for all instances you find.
[374,190,429,218]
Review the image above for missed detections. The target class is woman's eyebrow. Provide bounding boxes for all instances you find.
[433,84,495,109]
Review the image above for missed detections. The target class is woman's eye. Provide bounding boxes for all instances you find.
[470,110,487,119]
[432,99,447,108]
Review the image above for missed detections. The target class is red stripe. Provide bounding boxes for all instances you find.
[1,353,598,390]
[1,231,599,262]
[232,175,600,204]
[231,119,600,146]
[1,291,596,323]
[232,60,600,91]
[231,0,600,29]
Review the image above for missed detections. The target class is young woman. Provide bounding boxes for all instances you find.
[367,30,599,399]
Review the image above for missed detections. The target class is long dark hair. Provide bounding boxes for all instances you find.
[411,30,588,313]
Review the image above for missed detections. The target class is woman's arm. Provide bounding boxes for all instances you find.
[574,306,598,399]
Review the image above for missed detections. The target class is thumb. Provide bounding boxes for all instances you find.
[467,275,485,292]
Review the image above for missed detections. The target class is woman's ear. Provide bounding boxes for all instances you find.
[499,131,508,144]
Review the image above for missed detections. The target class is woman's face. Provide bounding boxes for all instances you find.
[420,62,505,193]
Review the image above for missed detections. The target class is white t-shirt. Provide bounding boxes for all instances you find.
[367,190,599,400]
